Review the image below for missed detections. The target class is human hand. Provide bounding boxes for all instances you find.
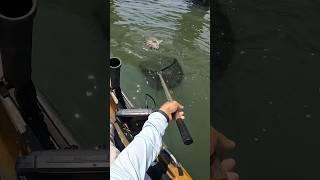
[159,100,184,121]
[211,127,238,180]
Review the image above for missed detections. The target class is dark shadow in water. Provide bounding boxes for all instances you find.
[212,0,236,82]
[210,1,238,176]
[32,0,108,148]
[189,0,210,7]
[211,0,236,129]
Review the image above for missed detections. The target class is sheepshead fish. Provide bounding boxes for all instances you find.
[144,37,163,50]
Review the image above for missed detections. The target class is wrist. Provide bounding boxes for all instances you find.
[157,110,170,123]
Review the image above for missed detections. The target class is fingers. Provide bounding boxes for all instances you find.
[226,172,239,180]
[173,100,184,110]
[171,101,184,120]
[179,111,185,119]
[211,128,238,180]
[159,100,185,122]
[175,111,185,120]
[170,100,184,112]
[213,128,236,156]
[221,158,236,171]
[211,127,218,155]
[160,100,184,112]
[211,127,235,155]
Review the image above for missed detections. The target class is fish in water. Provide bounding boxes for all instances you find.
[144,37,163,50]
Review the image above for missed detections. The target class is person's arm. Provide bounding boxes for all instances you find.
[110,101,184,180]
[110,112,168,180]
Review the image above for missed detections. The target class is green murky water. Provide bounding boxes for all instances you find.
[32,0,107,148]
[111,0,210,179]
[213,0,320,179]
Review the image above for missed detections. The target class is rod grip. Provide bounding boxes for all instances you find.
[176,119,193,145]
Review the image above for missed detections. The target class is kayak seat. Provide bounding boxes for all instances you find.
[116,108,153,120]
[116,108,153,133]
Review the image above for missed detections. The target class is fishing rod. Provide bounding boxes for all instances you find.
[157,72,193,145]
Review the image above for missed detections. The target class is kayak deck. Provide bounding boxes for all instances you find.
[109,90,192,180]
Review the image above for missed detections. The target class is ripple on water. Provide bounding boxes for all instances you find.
[74,113,80,119]
[305,114,311,118]
[88,74,95,80]
[86,91,93,96]
[240,50,246,55]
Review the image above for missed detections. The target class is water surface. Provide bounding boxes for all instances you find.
[213,0,320,179]
[32,0,108,148]
[111,0,210,179]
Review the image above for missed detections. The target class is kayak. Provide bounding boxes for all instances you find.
[1,0,107,178]
[109,57,192,180]
[0,87,108,180]
[110,89,193,180]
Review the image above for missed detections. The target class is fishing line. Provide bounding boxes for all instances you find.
[144,93,156,110]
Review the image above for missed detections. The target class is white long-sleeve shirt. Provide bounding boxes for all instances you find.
[110,112,168,180]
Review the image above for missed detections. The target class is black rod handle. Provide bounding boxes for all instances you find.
[176,118,193,145]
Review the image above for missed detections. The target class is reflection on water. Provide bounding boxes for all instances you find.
[111,0,210,179]
[213,0,320,179]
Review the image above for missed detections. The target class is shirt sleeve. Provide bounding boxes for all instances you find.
[110,112,168,180]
